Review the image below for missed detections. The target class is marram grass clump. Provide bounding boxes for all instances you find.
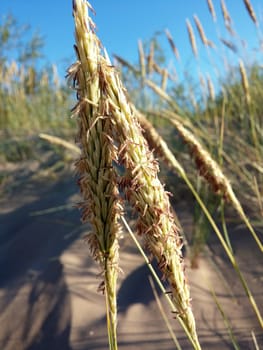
[68,0,200,349]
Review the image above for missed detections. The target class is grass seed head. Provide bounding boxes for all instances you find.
[69,1,123,343]
[186,19,198,57]
[69,0,201,347]
[220,0,231,24]
[165,29,180,60]
[220,0,235,35]
[138,39,146,79]
[239,59,251,105]
[97,50,200,347]
[206,0,217,21]
[194,15,215,48]
[243,0,257,24]
[147,41,155,74]
[169,117,235,201]
[220,38,238,53]
[207,74,215,101]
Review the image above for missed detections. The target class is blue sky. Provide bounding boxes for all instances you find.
[0,0,262,84]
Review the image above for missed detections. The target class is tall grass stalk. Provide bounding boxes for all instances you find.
[134,110,263,328]
[193,15,214,48]
[211,290,240,350]
[102,53,201,349]
[220,200,233,253]
[138,39,146,80]
[186,19,198,58]
[148,276,182,350]
[220,0,234,35]
[39,133,81,154]
[169,153,263,329]
[121,217,198,349]
[69,1,123,348]
[243,0,258,25]
[165,29,180,60]
[238,59,260,154]
[142,78,262,252]
[69,0,201,348]
[206,0,217,22]
[147,41,155,74]
[166,114,262,251]
[251,331,260,350]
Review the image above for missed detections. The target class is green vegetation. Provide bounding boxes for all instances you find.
[0,14,73,163]
[0,0,262,349]
[114,3,263,254]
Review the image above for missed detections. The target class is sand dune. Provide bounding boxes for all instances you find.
[0,162,262,349]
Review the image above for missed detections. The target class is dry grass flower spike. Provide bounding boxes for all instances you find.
[68,0,122,347]
[186,19,198,57]
[68,0,201,349]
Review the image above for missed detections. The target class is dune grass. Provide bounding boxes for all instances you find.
[0,61,73,163]
[67,0,262,348]
[115,0,263,249]
[0,0,262,349]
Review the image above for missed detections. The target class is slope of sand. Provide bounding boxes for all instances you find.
[0,161,262,350]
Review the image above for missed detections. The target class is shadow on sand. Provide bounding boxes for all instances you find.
[0,176,81,350]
